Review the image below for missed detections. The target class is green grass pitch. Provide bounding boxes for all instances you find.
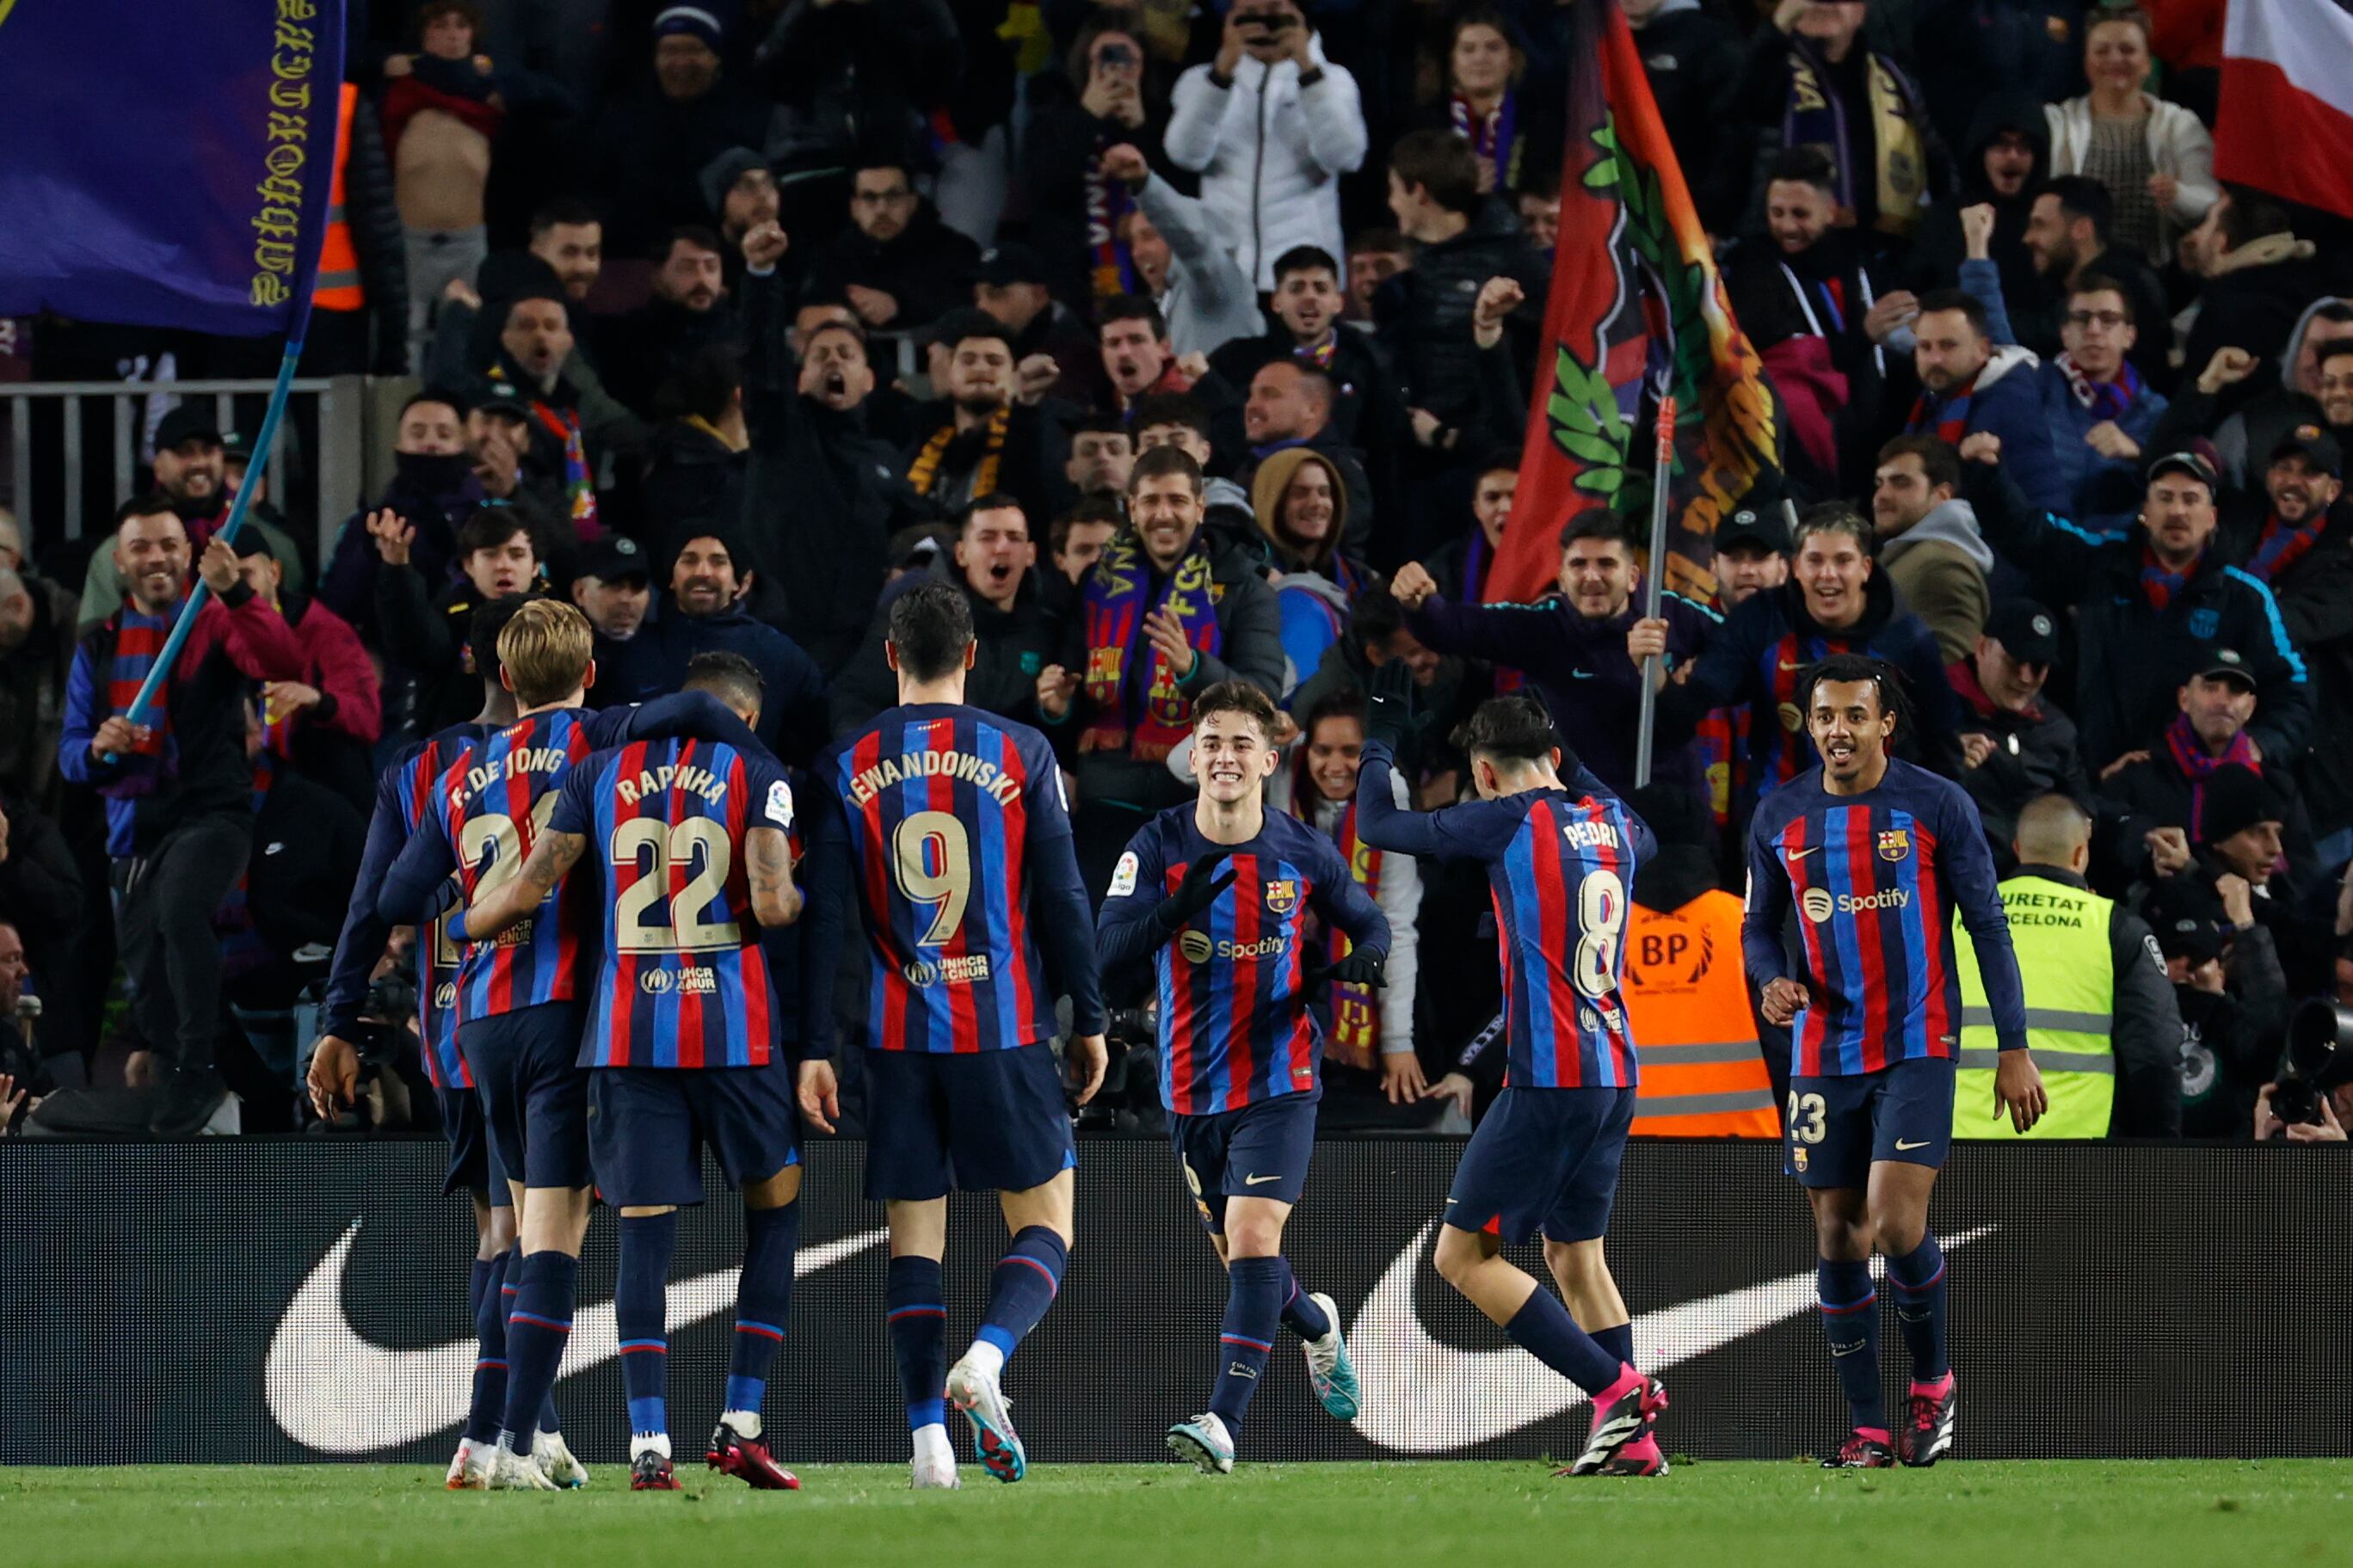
[11,1460,2350,1568]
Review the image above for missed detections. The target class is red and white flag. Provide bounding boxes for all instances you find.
[2215,0,2353,219]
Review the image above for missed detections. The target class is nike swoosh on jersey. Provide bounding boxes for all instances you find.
[1244,1174,1284,1185]
[263,1218,888,1454]
[1894,1139,1932,1151]
[1788,846,1820,859]
[1346,1222,1993,1452]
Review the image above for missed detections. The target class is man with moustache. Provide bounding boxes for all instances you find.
[901,309,1070,528]
[594,226,742,420]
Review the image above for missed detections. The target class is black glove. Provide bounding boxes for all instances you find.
[1364,658,1418,753]
[1155,851,1236,935]
[1306,946,1387,989]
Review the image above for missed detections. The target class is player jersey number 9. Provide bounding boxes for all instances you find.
[1573,866,1627,1000]
[893,809,972,947]
[612,818,741,954]
[433,794,559,966]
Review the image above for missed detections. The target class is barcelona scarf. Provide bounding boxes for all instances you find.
[1695,700,1753,830]
[1783,44,1926,237]
[107,608,177,766]
[1762,630,1855,784]
[2165,710,2262,841]
[1085,145,1138,301]
[908,404,1010,501]
[2140,546,2192,612]
[1451,91,1522,193]
[1287,769,1383,1069]
[1906,372,1978,446]
[1079,535,1221,759]
[533,399,598,533]
[2056,353,2143,421]
[2245,514,2321,584]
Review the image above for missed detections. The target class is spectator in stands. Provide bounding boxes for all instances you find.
[1660,504,1963,790]
[2016,274,2171,532]
[525,199,604,306]
[229,535,379,814]
[1912,95,2047,335]
[1423,459,1513,605]
[1163,0,1367,291]
[2042,6,2217,268]
[1286,586,1480,800]
[570,534,653,656]
[2157,890,2266,1139]
[901,309,1071,526]
[1731,0,1944,243]
[594,225,741,419]
[1253,447,1371,682]
[59,500,303,1135]
[2101,650,2316,877]
[321,388,484,645]
[750,0,960,243]
[2173,769,2315,992]
[1098,297,1192,416]
[1208,245,1391,457]
[1132,392,1256,538]
[1906,288,2067,515]
[1064,415,1137,501]
[2014,177,2171,378]
[1967,440,2313,775]
[0,561,77,807]
[2177,187,2330,383]
[1414,8,1558,200]
[1395,509,1718,796]
[1099,143,1260,360]
[1050,499,1121,585]
[970,242,1107,407]
[831,495,1060,732]
[597,528,828,760]
[1345,228,1408,324]
[804,154,983,335]
[1236,360,1375,551]
[383,0,504,372]
[2156,304,2353,497]
[1948,600,2087,864]
[1622,0,1743,234]
[700,147,780,255]
[1038,446,1283,894]
[1016,12,1178,308]
[373,505,541,739]
[0,796,83,1065]
[0,919,56,1128]
[1713,504,1792,606]
[462,380,568,548]
[593,7,773,255]
[2224,427,2353,860]
[639,341,750,542]
[1870,434,1992,661]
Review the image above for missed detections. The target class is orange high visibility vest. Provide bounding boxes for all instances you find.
[1622,890,1780,1137]
[314,83,364,311]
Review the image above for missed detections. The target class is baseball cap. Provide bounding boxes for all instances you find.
[469,379,533,422]
[969,243,1049,289]
[2268,423,2344,477]
[2155,911,2224,966]
[154,403,224,453]
[2193,765,2285,846]
[2193,647,2257,692]
[1715,505,1790,556]
[577,533,651,585]
[220,428,257,466]
[1984,600,2060,666]
[2146,442,2220,492]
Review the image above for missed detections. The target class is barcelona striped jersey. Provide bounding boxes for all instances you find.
[1096,806,1389,1116]
[1742,759,2027,1076]
[810,704,1078,1054]
[548,737,797,1069]
[1352,742,1651,1091]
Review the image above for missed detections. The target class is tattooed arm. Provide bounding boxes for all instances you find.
[746,825,802,927]
[464,828,586,942]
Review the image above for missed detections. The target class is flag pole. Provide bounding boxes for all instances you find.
[1632,395,1678,790]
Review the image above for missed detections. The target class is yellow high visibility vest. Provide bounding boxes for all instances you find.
[1951,873,2116,1139]
[1622,891,1779,1137]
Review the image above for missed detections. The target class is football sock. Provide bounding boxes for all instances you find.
[1209,1255,1285,1438]
[1817,1257,1887,1432]
[502,1251,579,1448]
[968,1226,1066,1376]
[1887,1235,1950,1383]
[465,1253,508,1447]
[616,1213,676,1446]
[1592,1321,1635,1367]
[887,1254,950,1434]
[1502,1288,1623,1396]
[494,1245,564,1437]
[1278,1266,1332,1340]
[724,1201,800,1431]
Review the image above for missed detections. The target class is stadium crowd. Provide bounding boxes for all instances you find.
[3,0,2351,1145]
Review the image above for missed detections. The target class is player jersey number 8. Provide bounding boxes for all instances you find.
[1573,865,1627,1001]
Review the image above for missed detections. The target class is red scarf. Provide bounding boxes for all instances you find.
[107,607,177,762]
[2165,711,2262,842]
[2245,514,2320,583]
[1080,535,1223,760]
[1906,369,1979,446]
[2139,545,2192,612]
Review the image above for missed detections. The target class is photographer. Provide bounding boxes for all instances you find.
[2253,994,2353,1143]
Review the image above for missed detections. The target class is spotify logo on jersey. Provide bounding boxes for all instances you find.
[1179,931,1216,964]
[1801,888,1838,923]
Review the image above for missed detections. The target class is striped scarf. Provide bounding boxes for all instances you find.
[2139,546,2191,612]
[1079,534,1222,759]
[907,404,1010,501]
[107,608,177,766]
[1906,371,1978,446]
[1449,90,1520,192]
[1288,769,1383,1070]
[1294,334,1339,372]
[531,400,598,534]
[2165,711,2261,842]
[2245,513,2321,584]
[2056,353,2142,421]
[1084,144,1138,301]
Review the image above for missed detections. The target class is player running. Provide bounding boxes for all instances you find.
[1355,682,1671,1478]
[1097,679,1383,1477]
[305,595,588,1488]
[1743,654,2045,1468]
[376,600,761,1490]
[800,583,1108,1491]
[471,651,809,1492]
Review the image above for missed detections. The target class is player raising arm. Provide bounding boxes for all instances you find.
[1355,677,1671,1479]
[798,583,1107,1490]
[1097,680,1385,1477]
[1743,654,2045,1469]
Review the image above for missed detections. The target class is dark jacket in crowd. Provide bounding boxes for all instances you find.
[2010,862,2184,1139]
[1909,90,2049,312]
[596,601,830,764]
[2102,747,2319,874]
[1725,228,1899,440]
[593,297,745,421]
[1946,655,2091,864]
[829,556,1063,735]
[2006,243,2172,389]
[1373,199,1549,428]
[899,398,1073,532]
[0,571,78,806]
[375,571,532,742]
[2180,238,2342,390]
[752,0,961,178]
[1905,344,2067,514]
[590,79,776,255]
[1207,326,1397,458]
[1626,2,1747,234]
[1404,586,1722,798]
[57,587,305,857]
[1014,78,1179,311]
[318,459,490,649]
[640,418,750,547]
[804,202,982,333]
[246,766,367,962]
[2218,497,2353,836]
[1967,459,2314,772]
[0,788,83,940]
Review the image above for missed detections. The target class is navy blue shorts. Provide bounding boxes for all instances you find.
[588,1063,802,1209]
[861,1043,1075,1202]
[1445,1085,1635,1245]
[458,1004,591,1193]
[434,1083,508,1202]
[1168,1091,1320,1233]
[1785,1058,1956,1190]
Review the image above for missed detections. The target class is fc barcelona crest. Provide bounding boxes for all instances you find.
[1877,827,1911,862]
[1264,879,1298,915]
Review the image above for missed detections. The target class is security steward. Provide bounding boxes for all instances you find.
[1952,793,2183,1138]
[1620,784,1779,1136]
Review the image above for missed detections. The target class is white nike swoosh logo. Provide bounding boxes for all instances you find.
[1347,1222,1993,1452]
[264,1217,888,1454]
[1244,1174,1284,1185]
[1789,846,1820,859]
[1894,1139,1931,1151]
